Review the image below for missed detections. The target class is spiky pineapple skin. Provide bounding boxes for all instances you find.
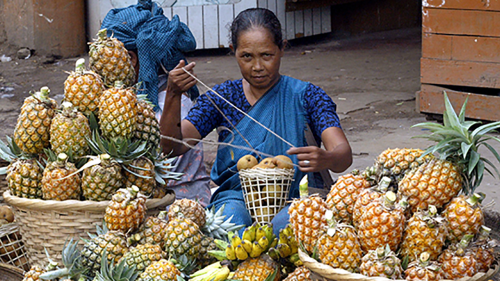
[399,209,448,263]
[49,106,91,159]
[81,230,129,277]
[398,159,462,212]
[404,259,445,281]
[14,93,57,154]
[167,198,207,228]
[442,195,484,244]
[233,254,280,281]
[22,265,45,281]
[41,158,81,200]
[375,148,432,182]
[7,159,43,199]
[131,215,169,247]
[288,195,328,254]
[137,259,181,281]
[359,248,403,279]
[124,156,155,197]
[317,225,362,272]
[82,157,123,201]
[163,217,203,259]
[326,173,371,224]
[104,188,147,234]
[135,99,160,149]
[197,235,218,267]
[357,196,406,252]
[352,187,383,228]
[438,247,479,279]
[283,266,312,281]
[98,85,138,140]
[89,31,136,87]
[64,68,104,115]
[119,243,164,272]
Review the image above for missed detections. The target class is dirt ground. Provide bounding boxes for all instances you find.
[1,27,500,214]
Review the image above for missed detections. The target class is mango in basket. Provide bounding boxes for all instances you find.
[274,155,293,169]
[253,157,278,169]
[237,155,259,171]
[0,206,14,223]
[246,191,262,207]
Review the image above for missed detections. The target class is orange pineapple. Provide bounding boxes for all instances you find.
[438,234,480,279]
[104,186,147,234]
[442,193,484,244]
[41,152,81,200]
[404,252,445,281]
[359,245,403,279]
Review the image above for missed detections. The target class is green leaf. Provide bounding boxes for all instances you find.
[482,157,500,178]
[467,150,480,176]
[472,121,500,138]
[461,142,473,159]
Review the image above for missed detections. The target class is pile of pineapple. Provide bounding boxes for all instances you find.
[0,28,179,202]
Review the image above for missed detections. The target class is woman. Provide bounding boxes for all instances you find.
[160,8,352,233]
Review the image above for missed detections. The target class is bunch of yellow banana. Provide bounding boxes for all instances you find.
[267,224,302,266]
[190,261,231,281]
[225,222,277,261]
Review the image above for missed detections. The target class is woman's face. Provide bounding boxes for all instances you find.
[233,27,284,94]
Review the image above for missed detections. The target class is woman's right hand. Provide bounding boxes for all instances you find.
[166,60,197,96]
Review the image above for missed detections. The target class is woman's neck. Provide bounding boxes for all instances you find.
[242,77,280,105]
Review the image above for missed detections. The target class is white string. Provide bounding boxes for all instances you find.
[182,67,296,148]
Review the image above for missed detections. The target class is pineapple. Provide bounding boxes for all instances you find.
[325,169,372,224]
[104,186,147,234]
[135,94,161,150]
[64,58,105,115]
[163,214,203,259]
[438,234,480,279]
[98,81,138,140]
[288,176,328,254]
[89,29,136,87]
[129,211,169,247]
[401,92,500,212]
[399,205,448,263]
[283,266,312,281]
[119,243,164,272]
[167,198,207,228]
[316,210,362,273]
[13,86,57,154]
[197,235,219,267]
[137,259,182,281]
[351,176,391,228]
[22,266,47,281]
[233,254,280,281]
[124,155,156,197]
[404,252,445,281]
[442,193,485,244]
[470,225,499,272]
[41,152,81,200]
[49,101,91,159]
[81,154,123,201]
[357,191,406,252]
[374,148,433,183]
[359,245,403,279]
[0,136,43,198]
[80,225,129,277]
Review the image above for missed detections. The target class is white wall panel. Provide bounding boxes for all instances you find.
[218,4,234,48]
[203,5,219,48]
[187,6,204,48]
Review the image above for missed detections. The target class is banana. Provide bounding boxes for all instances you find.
[277,243,292,258]
[289,237,299,255]
[257,235,269,250]
[190,262,222,278]
[211,265,231,281]
[208,250,228,261]
[214,239,229,250]
[288,252,303,266]
[231,233,242,248]
[262,223,275,242]
[255,227,266,241]
[278,230,289,245]
[267,247,280,260]
[225,245,236,260]
[270,237,278,249]
[200,269,219,281]
[250,241,265,258]
[241,239,253,253]
[235,244,249,260]
[242,224,256,242]
[282,224,293,237]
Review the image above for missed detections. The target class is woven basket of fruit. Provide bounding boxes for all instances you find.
[0,222,30,271]
[0,159,8,203]
[239,167,294,224]
[0,262,24,281]
[2,189,175,268]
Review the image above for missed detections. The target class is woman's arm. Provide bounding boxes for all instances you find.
[287,127,352,173]
[159,60,202,156]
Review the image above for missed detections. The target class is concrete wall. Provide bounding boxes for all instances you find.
[2,0,87,57]
[330,0,421,36]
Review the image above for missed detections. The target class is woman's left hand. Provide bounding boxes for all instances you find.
[286,146,331,172]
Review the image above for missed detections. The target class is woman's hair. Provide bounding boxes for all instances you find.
[230,8,284,50]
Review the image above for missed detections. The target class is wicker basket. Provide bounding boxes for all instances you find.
[0,222,30,271]
[0,262,24,281]
[3,190,175,268]
[298,249,500,281]
[239,168,294,224]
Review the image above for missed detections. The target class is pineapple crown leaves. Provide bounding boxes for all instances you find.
[412,92,500,194]
[88,131,148,164]
[202,204,245,240]
[40,238,87,280]
[0,135,38,163]
[323,210,354,237]
[94,248,139,281]
[151,148,183,185]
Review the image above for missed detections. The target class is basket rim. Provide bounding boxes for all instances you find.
[3,190,175,213]
[0,262,24,279]
[298,249,500,281]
